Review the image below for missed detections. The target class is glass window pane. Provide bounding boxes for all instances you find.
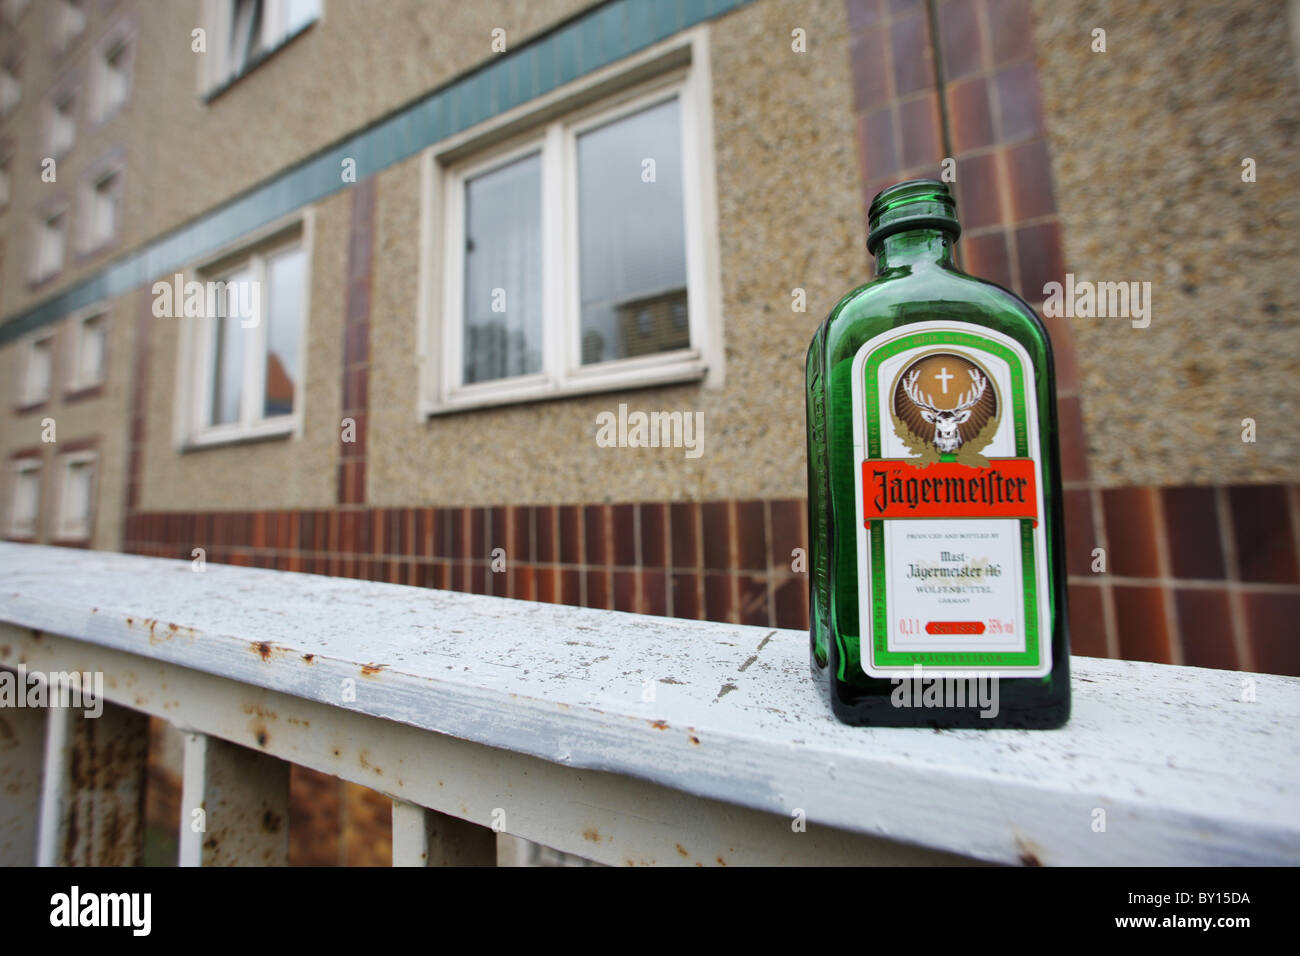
[210,268,251,426]
[263,246,304,418]
[103,43,128,112]
[229,0,262,73]
[41,214,66,276]
[16,469,39,531]
[283,0,319,34]
[79,315,104,384]
[576,97,689,366]
[462,152,543,385]
[91,174,117,245]
[66,461,92,528]
[27,339,51,401]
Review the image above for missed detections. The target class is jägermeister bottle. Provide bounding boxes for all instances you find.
[806,317,830,687]
[806,180,1070,728]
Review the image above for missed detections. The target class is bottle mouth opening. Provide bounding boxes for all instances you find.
[867,179,960,253]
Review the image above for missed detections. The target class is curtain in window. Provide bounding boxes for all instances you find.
[462,153,543,384]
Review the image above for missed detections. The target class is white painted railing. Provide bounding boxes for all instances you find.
[0,542,1297,866]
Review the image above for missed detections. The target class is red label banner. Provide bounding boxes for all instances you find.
[863,459,1038,522]
[925,621,986,635]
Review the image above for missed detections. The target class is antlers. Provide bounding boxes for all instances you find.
[902,368,939,413]
[903,367,987,414]
[952,369,987,412]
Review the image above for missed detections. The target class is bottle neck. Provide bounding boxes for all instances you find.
[873,228,956,273]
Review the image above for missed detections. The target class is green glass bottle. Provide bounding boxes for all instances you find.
[806,180,1070,728]
[806,317,830,685]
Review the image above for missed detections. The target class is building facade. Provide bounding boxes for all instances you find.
[2,0,1299,859]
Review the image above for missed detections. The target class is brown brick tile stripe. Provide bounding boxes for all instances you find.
[124,487,1300,677]
[123,499,812,632]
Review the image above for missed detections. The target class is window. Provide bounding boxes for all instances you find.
[94,31,134,120]
[573,97,691,367]
[47,88,77,157]
[21,333,54,406]
[34,210,67,281]
[81,167,121,250]
[54,450,96,541]
[181,227,310,446]
[206,0,320,89]
[0,60,19,118]
[68,310,107,391]
[425,29,723,413]
[51,0,86,54]
[7,459,41,539]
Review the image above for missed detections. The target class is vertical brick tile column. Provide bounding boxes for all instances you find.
[847,0,1101,658]
[339,177,376,508]
[122,286,155,543]
[841,0,1300,675]
[848,0,950,204]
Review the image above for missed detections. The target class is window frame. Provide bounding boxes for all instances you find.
[7,456,41,540]
[53,447,96,543]
[558,81,709,389]
[45,83,79,159]
[198,0,322,95]
[32,204,69,284]
[174,212,314,450]
[419,24,724,417]
[66,304,109,395]
[91,18,136,123]
[78,155,125,254]
[439,136,551,406]
[19,329,55,408]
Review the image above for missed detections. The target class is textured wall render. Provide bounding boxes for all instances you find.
[1032,0,1300,485]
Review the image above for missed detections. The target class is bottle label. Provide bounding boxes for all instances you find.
[851,321,1051,678]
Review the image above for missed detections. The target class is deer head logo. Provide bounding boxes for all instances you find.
[890,351,999,466]
[902,367,988,453]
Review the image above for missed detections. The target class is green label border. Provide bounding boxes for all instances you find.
[862,330,1041,671]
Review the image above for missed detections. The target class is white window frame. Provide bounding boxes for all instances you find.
[174,212,314,450]
[46,85,78,158]
[32,206,68,282]
[198,0,322,93]
[67,304,108,392]
[7,458,41,539]
[91,20,136,122]
[418,24,724,416]
[53,448,96,542]
[20,330,55,406]
[79,160,124,252]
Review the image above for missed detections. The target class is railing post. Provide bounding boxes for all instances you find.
[35,701,150,866]
[179,732,290,866]
[0,680,46,865]
[391,799,496,866]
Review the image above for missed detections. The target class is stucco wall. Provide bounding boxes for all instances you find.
[2,0,601,317]
[0,294,133,549]
[1032,0,1300,485]
[135,190,351,511]
[366,0,866,507]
